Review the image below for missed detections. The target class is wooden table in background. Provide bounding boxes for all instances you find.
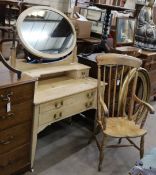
[77,37,101,54]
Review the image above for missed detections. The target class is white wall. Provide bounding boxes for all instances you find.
[25,0,70,12]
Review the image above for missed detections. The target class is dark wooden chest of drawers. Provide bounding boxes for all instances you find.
[111,46,156,99]
[0,71,36,175]
[138,51,156,99]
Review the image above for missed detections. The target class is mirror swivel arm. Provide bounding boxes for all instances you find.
[0,52,22,79]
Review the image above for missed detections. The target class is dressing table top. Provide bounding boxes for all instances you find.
[16,60,90,78]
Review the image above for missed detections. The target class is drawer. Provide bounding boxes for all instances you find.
[0,122,31,154]
[142,58,156,71]
[143,64,151,71]
[0,83,34,108]
[0,101,33,131]
[150,60,156,71]
[149,71,156,82]
[151,83,156,96]
[0,144,30,175]
[39,90,96,126]
[40,89,96,113]
[67,69,90,79]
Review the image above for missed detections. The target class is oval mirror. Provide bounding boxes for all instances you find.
[16,6,76,61]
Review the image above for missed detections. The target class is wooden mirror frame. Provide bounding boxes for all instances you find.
[16,6,77,60]
[114,17,136,48]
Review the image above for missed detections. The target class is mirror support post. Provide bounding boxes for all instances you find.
[73,46,78,62]
[0,52,22,79]
[10,26,16,68]
[10,47,16,68]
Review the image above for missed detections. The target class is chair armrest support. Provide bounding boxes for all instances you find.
[100,96,109,116]
[134,95,155,114]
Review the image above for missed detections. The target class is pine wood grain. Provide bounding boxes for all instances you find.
[104,117,147,138]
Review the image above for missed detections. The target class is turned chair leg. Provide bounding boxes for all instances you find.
[98,134,107,171]
[88,123,99,144]
[140,136,145,159]
[88,112,98,144]
[118,138,122,144]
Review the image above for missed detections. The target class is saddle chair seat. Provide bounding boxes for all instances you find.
[104,117,147,138]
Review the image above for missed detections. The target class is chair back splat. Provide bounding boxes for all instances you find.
[96,53,143,119]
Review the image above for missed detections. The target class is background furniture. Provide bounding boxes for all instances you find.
[91,3,134,52]
[115,46,156,100]
[0,68,36,175]
[74,3,134,53]
[77,38,101,54]
[93,53,154,171]
[91,0,126,6]
[0,0,20,27]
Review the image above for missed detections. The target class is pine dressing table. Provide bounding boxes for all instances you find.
[15,6,100,170]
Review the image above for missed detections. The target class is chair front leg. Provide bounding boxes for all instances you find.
[98,133,107,171]
[88,123,99,144]
[88,111,98,144]
[140,135,145,159]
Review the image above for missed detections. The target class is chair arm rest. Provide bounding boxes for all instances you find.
[100,96,109,116]
[134,95,155,114]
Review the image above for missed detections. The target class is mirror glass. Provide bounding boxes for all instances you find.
[17,7,76,60]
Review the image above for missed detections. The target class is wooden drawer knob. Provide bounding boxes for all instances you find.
[86,92,94,99]
[0,113,14,120]
[85,101,93,108]
[0,136,14,145]
[55,101,63,109]
[54,112,62,120]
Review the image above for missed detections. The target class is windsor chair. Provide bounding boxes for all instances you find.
[94,53,155,171]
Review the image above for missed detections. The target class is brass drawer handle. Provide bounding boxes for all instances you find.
[0,113,14,120]
[86,92,94,99]
[0,136,14,145]
[85,101,93,108]
[81,72,86,78]
[0,92,13,102]
[54,112,62,120]
[55,101,63,109]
